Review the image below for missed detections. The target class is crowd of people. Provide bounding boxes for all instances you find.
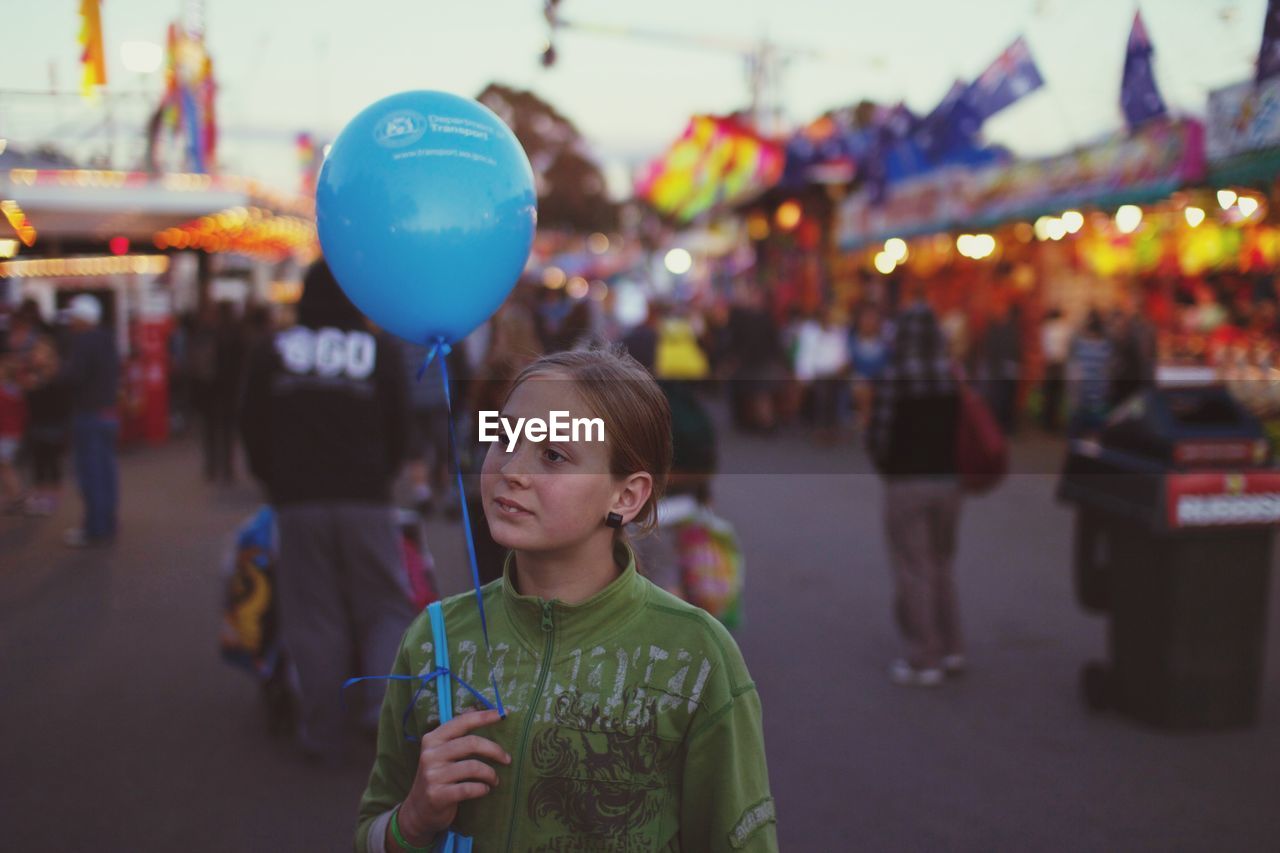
[0,295,120,546]
[5,254,1278,839]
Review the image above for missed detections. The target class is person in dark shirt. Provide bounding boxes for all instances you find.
[207,300,246,483]
[621,301,665,372]
[866,288,965,687]
[726,288,784,431]
[239,259,414,764]
[62,294,120,548]
[22,334,73,516]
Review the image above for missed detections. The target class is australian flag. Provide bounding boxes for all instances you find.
[1258,0,1280,82]
[964,36,1045,122]
[914,81,982,163]
[1120,11,1167,130]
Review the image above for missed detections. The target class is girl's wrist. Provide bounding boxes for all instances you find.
[393,802,436,850]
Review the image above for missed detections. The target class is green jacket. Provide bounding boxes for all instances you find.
[356,546,778,853]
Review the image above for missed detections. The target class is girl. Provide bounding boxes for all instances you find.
[356,347,777,853]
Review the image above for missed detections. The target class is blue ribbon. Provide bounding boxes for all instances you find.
[413,336,506,718]
[342,670,499,743]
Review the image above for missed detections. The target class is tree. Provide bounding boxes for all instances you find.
[477,83,617,232]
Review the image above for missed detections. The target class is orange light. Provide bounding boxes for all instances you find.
[775,201,802,232]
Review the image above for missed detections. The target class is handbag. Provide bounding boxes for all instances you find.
[955,376,1008,494]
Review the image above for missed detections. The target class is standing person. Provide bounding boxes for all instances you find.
[1066,310,1114,437]
[0,352,26,512]
[849,304,888,429]
[793,305,851,443]
[620,301,663,373]
[62,295,120,548]
[1108,288,1157,408]
[240,260,414,765]
[726,287,784,432]
[866,293,964,687]
[205,301,245,483]
[1039,308,1072,432]
[187,305,219,473]
[22,336,72,516]
[978,298,1022,435]
[355,348,777,853]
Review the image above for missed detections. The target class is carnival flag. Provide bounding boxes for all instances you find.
[964,37,1044,122]
[914,81,981,162]
[1121,11,1168,130]
[78,0,107,99]
[1257,0,1280,82]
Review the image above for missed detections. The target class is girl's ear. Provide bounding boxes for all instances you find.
[611,472,654,524]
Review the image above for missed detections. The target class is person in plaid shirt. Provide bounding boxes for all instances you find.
[866,283,965,687]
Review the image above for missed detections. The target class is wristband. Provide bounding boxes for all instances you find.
[391,805,434,853]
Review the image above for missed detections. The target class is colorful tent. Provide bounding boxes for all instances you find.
[635,116,784,223]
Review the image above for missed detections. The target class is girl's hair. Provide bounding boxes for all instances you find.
[506,345,672,534]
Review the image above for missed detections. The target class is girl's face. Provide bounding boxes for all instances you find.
[480,375,639,554]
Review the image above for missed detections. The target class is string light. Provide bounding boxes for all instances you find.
[1,199,37,246]
[883,238,908,263]
[1115,205,1143,234]
[0,254,169,279]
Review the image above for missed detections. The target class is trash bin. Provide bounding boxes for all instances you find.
[1058,384,1279,729]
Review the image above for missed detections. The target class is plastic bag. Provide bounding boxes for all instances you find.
[219,506,281,681]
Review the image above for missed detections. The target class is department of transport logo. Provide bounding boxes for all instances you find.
[374,110,427,148]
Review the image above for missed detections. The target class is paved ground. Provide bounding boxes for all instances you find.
[3,413,1279,851]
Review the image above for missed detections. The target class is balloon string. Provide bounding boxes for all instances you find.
[342,671,499,743]
[431,336,506,718]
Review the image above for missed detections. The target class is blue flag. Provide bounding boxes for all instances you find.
[914,81,982,163]
[1258,0,1280,82]
[964,36,1045,122]
[1121,11,1167,130]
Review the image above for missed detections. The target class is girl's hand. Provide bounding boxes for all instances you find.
[395,709,511,845]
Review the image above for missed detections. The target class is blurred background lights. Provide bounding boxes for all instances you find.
[1184,206,1206,227]
[1115,204,1143,234]
[664,247,693,275]
[774,200,802,231]
[956,233,996,259]
[873,251,896,274]
[1034,216,1056,241]
[1238,196,1260,217]
[587,232,610,254]
[1061,210,1084,233]
[1217,189,1238,209]
[541,265,566,289]
[566,276,589,299]
[883,237,908,263]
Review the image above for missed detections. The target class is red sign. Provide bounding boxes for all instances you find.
[1173,440,1269,467]
[1166,471,1280,528]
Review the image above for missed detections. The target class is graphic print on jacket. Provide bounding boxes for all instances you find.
[528,688,676,846]
[413,632,709,851]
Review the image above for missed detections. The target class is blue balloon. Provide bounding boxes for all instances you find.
[316,90,537,345]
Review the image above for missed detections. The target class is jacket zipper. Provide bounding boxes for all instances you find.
[505,600,556,852]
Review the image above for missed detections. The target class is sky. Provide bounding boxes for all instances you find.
[1,0,1270,198]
